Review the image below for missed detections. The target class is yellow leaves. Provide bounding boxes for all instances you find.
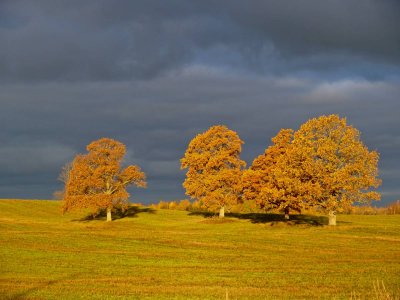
[293,114,381,210]
[64,115,380,219]
[181,125,245,211]
[119,165,147,188]
[243,128,308,212]
[243,115,381,214]
[86,138,126,161]
[62,138,147,215]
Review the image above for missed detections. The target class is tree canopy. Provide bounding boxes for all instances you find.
[60,115,380,225]
[293,115,381,224]
[181,125,245,217]
[62,138,146,221]
[242,115,381,224]
[242,129,312,218]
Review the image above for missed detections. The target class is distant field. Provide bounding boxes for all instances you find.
[0,199,399,299]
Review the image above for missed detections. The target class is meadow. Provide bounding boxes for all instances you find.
[0,200,399,299]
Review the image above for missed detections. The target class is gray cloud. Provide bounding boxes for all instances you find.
[0,1,399,205]
[0,142,75,175]
[0,67,398,204]
[0,0,399,82]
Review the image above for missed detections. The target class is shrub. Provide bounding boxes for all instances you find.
[168,201,178,210]
[387,200,400,215]
[177,199,192,211]
[157,201,169,209]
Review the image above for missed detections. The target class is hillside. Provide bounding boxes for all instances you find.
[0,199,399,299]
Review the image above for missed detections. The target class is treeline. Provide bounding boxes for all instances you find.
[150,199,258,213]
[60,114,382,225]
[150,199,400,216]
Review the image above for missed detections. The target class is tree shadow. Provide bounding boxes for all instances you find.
[337,220,353,224]
[188,211,216,218]
[73,205,156,222]
[188,211,327,226]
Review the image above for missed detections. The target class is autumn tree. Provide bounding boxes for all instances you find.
[243,129,314,219]
[63,138,146,221]
[181,125,246,217]
[293,115,381,225]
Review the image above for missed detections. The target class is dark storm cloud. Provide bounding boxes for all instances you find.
[0,67,399,203]
[0,1,399,205]
[0,0,399,82]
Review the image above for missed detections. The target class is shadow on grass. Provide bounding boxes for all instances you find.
[74,205,156,222]
[188,211,327,226]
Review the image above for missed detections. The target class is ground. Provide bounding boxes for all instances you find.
[0,199,399,299]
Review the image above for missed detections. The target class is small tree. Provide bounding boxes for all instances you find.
[243,129,313,219]
[177,199,192,211]
[168,201,178,210]
[54,162,73,200]
[293,115,381,225]
[63,138,146,221]
[59,161,73,185]
[181,125,246,217]
[387,200,400,215]
[157,201,169,209]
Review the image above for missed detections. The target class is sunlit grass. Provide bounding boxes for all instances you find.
[0,199,399,299]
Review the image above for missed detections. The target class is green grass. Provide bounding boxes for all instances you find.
[0,199,399,299]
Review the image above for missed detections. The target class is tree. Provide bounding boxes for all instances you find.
[59,161,73,186]
[181,125,246,217]
[243,129,313,219]
[293,115,381,225]
[53,162,73,200]
[63,138,146,221]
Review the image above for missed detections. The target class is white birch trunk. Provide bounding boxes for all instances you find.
[107,208,112,222]
[219,206,225,218]
[328,210,336,226]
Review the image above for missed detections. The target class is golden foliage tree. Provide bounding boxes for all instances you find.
[293,115,381,225]
[181,125,246,217]
[243,129,313,219]
[62,138,146,221]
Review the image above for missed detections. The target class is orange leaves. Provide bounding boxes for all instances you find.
[119,165,147,188]
[181,125,245,212]
[62,115,380,221]
[243,115,381,214]
[293,115,381,211]
[62,138,146,217]
[243,128,307,213]
[86,138,126,161]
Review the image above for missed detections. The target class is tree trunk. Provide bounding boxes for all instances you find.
[219,206,225,218]
[106,208,112,222]
[328,210,336,226]
[284,207,290,220]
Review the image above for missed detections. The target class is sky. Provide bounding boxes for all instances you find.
[0,0,399,206]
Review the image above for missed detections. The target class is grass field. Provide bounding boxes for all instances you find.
[0,199,399,299]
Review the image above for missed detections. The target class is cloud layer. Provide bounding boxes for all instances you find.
[1,0,399,82]
[0,1,399,205]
